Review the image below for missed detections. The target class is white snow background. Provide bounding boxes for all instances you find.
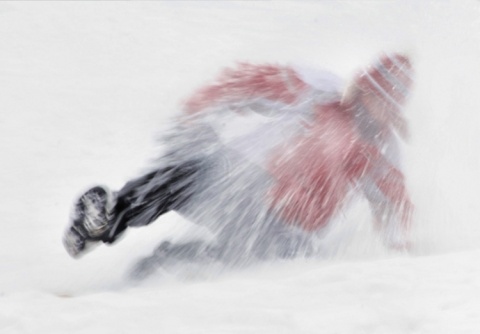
[1,1,480,333]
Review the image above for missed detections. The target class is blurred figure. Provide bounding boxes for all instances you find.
[64,53,414,269]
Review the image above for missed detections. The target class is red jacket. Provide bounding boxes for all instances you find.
[183,55,413,245]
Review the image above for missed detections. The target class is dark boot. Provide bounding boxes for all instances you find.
[63,185,117,258]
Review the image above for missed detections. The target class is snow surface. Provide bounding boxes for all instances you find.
[1,1,480,333]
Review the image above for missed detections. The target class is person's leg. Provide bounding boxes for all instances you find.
[129,240,216,279]
[105,161,202,242]
[63,160,202,258]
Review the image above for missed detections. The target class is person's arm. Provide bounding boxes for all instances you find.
[345,143,413,249]
[183,63,308,116]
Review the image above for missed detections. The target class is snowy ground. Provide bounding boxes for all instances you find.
[1,1,480,333]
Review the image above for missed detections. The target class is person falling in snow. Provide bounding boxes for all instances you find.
[63,52,414,268]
